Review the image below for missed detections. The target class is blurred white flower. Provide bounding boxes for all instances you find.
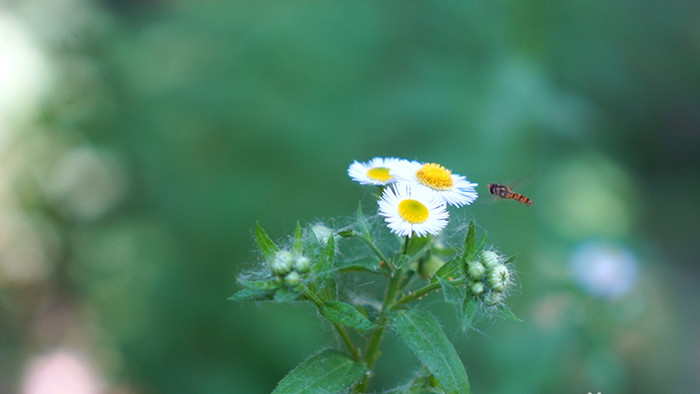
[21,349,104,394]
[570,241,638,298]
[45,147,127,220]
[0,12,52,131]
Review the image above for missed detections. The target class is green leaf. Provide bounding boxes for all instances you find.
[228,287,275,302]
[238,277,281,290]
[274,287,302,302]
[293,221,303,255]
[390,309,470,394]
[306,224,322,255]
[494,304,522,322]
[335,256,382,273]
[308,236,337,302]
[313,235,335,273]
[309,275,337,303]
[476,232,488,254]
[357,201,372,238]
[502,253,517,265]
[438,278,465,308]
[430,257,464,284]
[320,301,376,331]
[460,298,480,331]
[272,349,368,394]
[464,221,476,259]
[255,222,279,260]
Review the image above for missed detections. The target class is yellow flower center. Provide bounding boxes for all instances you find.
[398,199,430,224]
[416,163,454,190]
[367,167,392,182]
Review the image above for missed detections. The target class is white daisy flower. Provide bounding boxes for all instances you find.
[378,184,449,237]
[391,161,478,207]
[347,157,403,186]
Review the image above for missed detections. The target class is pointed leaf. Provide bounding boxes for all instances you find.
[309,275,337,303]
[308,236,337,302]
[313,236,335,273]
[320,301,376,331]
[464,221,476,259]
[438,277,465,308]
[314,277,337,302]
[306,224,322,255]
[502,253,517,265]
[430,257,464,284]
[272,349,368,394]
[255,222,279,260]
[391,309,470,394]
[238,277,281,291]
[293,221,304,255]
[357,201,371,238]
[228,287,275,302]
[460,298,480,331]
[274,287,302,302]
[476,233,488,254]
[494,304,522,322]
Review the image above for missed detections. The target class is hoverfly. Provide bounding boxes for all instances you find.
[487,183,533,206]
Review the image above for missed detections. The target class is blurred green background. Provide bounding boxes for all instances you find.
[1,0,699,393]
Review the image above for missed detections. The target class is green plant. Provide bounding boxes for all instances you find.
[229,158,519,393]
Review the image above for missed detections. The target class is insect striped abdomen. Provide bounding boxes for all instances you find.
[488,183,534,206]
[509,193,533,205]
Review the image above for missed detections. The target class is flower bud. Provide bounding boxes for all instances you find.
[466,261,486,280]
[337,229,354,238]
[294,255,311,273]
[270,277,283,288]
[487,264,511,292]
[469,281,485,296]
[271,250,294,275]
[484,291,504,306]
[481,250,501,268]
[284,271,302,287]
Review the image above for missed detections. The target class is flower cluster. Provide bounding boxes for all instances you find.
[466,250,514,306]
[231,157,522,393]
[348,157,478,238]
[270,250,312,288]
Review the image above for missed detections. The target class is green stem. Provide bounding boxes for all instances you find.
[354,233,395,272]
[334,322,361,361]
[303,287,361,361]
[395,282,442,306]
[355,270,403,392]
[402,236,410,255]
[395,277,468,306]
